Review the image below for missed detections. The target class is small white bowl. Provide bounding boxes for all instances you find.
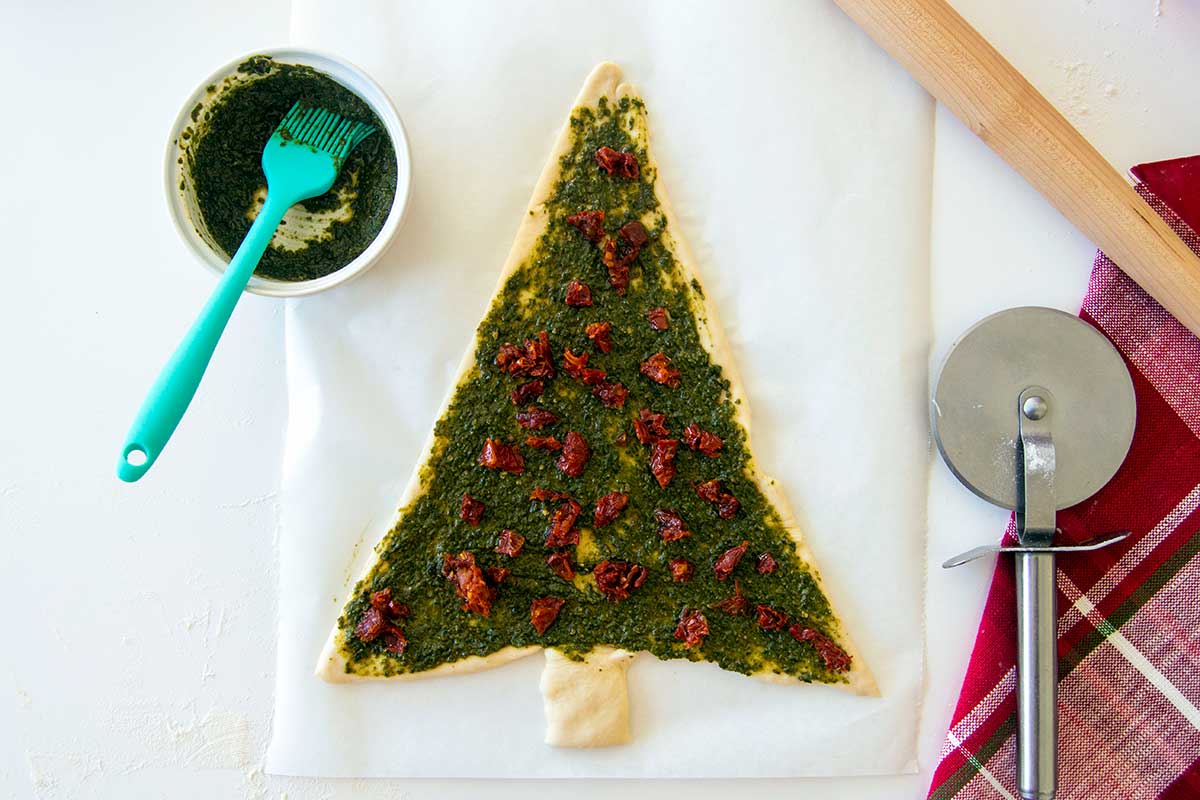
[164,47,412,297]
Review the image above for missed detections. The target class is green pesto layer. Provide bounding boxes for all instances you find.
[337,96,843,683]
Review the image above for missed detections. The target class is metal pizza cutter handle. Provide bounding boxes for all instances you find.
[932,307,1137,800]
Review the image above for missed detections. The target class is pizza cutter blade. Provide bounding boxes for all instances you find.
[932,307,1136,800]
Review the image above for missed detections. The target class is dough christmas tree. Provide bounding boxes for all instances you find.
[318,63,875,746]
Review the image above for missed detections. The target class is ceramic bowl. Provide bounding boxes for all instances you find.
[164,47,412,297]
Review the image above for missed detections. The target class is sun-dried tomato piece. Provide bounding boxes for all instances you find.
[381,625,408,655]
[594,146,639,180]
[593,559,648,602]
[756,552,777,574]
[647,306,669,331]
[602,237,631,295]
[547,550,575,580]
[565,280,593,307]
[668,558,695,582]
[478,438,524,474]
[495,529,525,557]
[683,423,723,457]
[576,364,608,386]
[599,222,646,294]
[496,342,522,369]
[556,431,590,478]
[615,431,629,447]
[755,604,790,631]
[460,494,485,527]
[790,625,852,673]
[593,491,629,527]
[545,498,582,547]
[561,347,587,376]
[566,209,606,243]
[619,220,649,248]
[649,438,678,488]
[369,588,393,610]
[592,381,628,409]
[525,435,563,451]
[608,269,630,293]
[442,551,494,616]
[654,508,691,542]
[674,608,709,649]
[516,406,559,430]
[585,321,613,353]
[509,379,545,406]
[601,236,618,265]
[711,579,748,615]
[355,606,386,642]
[698,432,724,457]
[640,352,681,388]
[562,348,606,385]
[633,408,669,444]
[718,496,740,519]
[544,524,581,549]
[496,330,554,378]
[713,540,749,582]
[369,590,409,621]
[530,596,566,634]
[487,566,511,585]
[642,408,669,435]
[530,487,571,502]
[696,479,740,519]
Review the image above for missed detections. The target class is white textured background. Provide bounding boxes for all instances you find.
[2,0,1198,798]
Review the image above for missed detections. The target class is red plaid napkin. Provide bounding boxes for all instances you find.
[928,154,1200,800]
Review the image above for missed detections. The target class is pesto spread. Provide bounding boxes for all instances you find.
[180,55,397,282]
[336,95,849,684]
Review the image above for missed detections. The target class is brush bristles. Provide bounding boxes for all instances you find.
[277,101,378,159]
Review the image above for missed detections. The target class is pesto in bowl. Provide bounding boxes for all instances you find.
[178,55,398,283]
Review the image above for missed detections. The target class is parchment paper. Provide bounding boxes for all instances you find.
[268,0,932,778]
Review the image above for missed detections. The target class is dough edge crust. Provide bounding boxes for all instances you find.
[316,62,877,700]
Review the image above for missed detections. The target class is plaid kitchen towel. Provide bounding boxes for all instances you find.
[928,154,1200,800]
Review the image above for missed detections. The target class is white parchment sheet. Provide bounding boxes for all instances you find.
[268,0,932,778]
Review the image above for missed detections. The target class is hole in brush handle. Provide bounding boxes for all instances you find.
[117,443,154,482]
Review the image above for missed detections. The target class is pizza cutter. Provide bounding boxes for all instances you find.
[932,307,1136,800]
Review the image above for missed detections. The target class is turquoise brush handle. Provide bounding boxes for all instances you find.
[117,196,289,482]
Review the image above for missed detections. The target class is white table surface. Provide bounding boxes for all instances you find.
[2,1,1197,798]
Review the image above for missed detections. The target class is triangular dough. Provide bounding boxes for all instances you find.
[317,63,876,743]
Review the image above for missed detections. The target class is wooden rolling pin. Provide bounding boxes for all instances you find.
[833,0,1200,338]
